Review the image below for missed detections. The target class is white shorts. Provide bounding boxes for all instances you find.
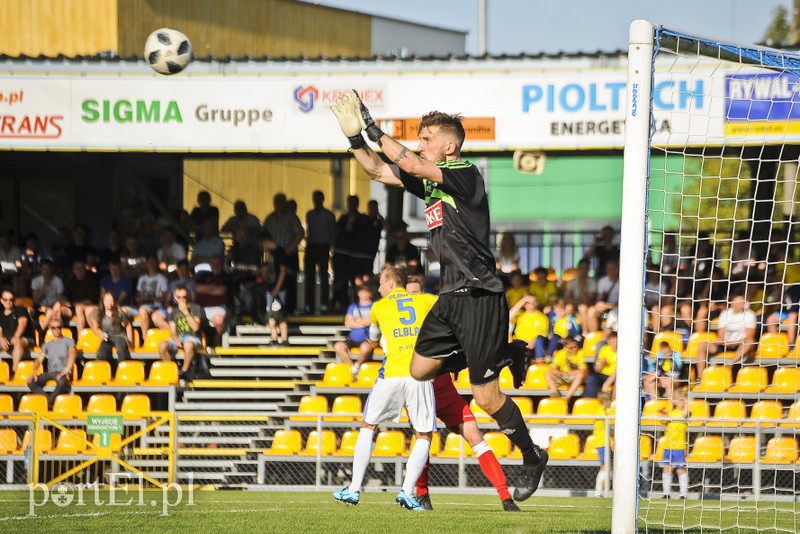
[363,377,437,433]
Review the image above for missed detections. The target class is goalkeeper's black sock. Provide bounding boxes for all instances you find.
[490,396,538,464]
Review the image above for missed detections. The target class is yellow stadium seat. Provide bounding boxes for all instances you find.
[582,331,605,355]
[757,332,790,358]
[727,436,757,463]
[9,360,42,385]
[483,431,511,458]
[15,393,48,418]
[52,428,88,454]
[146,360,179,385]
[707,399,746,428]
[511,396,534,417]
[324,395,362,422]
[765,367,800,394]
[0,428,20,454]
[112,360,145,386]
[640,435,653,461]
[687,435,725,463]
[74,360,112,386]
[290,395,329,422]
[744,400,783,428]
[352,362,381,388]
[50,394,83,419]
[577,434,601,461]
[650,331,685,355]
[536,397,568,424]
[139,328,170,352]
[92,433,122,452]
[316,362,353,388]
[728,366,768,393]
[469,399,493,423]
[21,429,52,454]
[373,430,407,457]
[548,434,580,460]
[86,394,117,415]
[693,365,732,393]
[264,429,303,456]
[571,398,603,425]
[688,399,710,427]
[780,402,800,428]
[120,394,151,418]
[520,364,548,390]
[410,432,442,457]
[640,399,671,426]
[299,430,337,456]
[439,433,473,458]
[76,328,102,353]
[454,369,471,389]
[761,437,799,464]
[0,360,9,384]
[0,393,13,415]
[333,429,360,457]
[498,366,515,390]
[684,331,717,359]
[43,328,73,343]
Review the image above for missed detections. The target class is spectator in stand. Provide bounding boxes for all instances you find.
[765,283,800,349]
[194,255,231,347]
[168,260,196,309]
[156,195,192,239]
[120,200,157,242]
[262,233,289,345]
[189,190,219,232]
[100,258,136,316]
[159,284,204,381]
[352,199,387,280]
[27,320,77,409]
[583,225,619,279]
[546,299,581,358]
[505,270,529,309]
[495,232,520,283]
[97,228,124,275]
[156,227,187,274]
[221,200,262,241]
[588,259,620,333]
[136,255,170,334]
[660,389,690,500]
[91,292,133,363]
[0,288,35,372]
[17,232,42,298]
[563,259,598,334]
[191,219,226,267]
[227,227,261,320]
[509,295,550,362]
[64,224,98,271]
[528,266,559,314]
[263,193,304,315]
[544,336,588,402]
[585,330,618,399]
[331,195,361,313]
[0,231,22,288]
[693,293,756,378]
[63,259,100,333]
[384,226,421,274]
[120,235,147,281]
[32,259,68,331]
[304,190,336,315]
[642,340,683,401]
[333,284,374,375]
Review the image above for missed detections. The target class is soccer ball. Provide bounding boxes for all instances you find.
[144,28,192,75]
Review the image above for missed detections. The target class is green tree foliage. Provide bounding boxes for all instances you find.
[762,5,791,46]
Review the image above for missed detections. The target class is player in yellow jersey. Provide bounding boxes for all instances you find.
[660,389,690,499]
[593,391,613,497]
[333,267,436,512]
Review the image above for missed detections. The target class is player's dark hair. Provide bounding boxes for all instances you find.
[418,111,466,149]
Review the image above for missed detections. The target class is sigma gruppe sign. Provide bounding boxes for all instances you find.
[0,67,784,152]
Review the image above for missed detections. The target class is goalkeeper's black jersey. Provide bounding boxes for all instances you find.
[399,160,504,295]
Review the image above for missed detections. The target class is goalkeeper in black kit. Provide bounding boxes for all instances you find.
[331,90,548,501]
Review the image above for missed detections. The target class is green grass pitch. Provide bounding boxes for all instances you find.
[0,490,797,533]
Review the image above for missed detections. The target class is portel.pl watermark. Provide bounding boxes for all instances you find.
[29,473,195,516]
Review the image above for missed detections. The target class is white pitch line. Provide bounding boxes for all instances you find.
[0,507,279,521]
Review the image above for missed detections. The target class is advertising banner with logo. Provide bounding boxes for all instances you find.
[0,68,751,151]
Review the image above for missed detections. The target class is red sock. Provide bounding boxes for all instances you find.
[477,450,512,501]
[415,460,430,496]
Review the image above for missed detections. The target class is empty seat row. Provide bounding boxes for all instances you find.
[0,359,178,386]
[654,331,796,360]
[694,365,800,394]
[0,427,123,455]
[652,435,800,465]
[0,393,151,418]
[642,398,800,428]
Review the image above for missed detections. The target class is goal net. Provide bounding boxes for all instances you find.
[614,21,800,533]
